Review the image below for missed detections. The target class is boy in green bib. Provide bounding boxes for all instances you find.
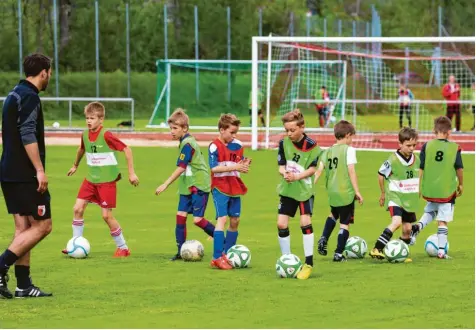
[277,109,322,280]
[64,102,139,257]
[315,120,363,262]
[155,109,215,261]
[369,128,419,261]
[409,116,464,259]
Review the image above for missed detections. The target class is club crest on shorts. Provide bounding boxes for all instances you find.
[38,205,46,216]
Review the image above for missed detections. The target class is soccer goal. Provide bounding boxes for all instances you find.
[251,36,475,151]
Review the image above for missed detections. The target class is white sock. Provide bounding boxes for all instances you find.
[303,233,314,257]
[437,225,448,253]
[418,211,436,230]
[278,235,291,255]
[110,227,128,250]
[72,219,84,237]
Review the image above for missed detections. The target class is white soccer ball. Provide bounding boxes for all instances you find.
[52,121,60,129]
[343,236,367,259]
[226,244,251,268]
[180,240,204,261]
[275,254,303,278]
[383,239,410,263]
[424,234,449,257]
[159,122,167,128]
[330,115,337,123]
[66,236,90,259]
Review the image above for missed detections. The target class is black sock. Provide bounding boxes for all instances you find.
[321,217,337,240]
[375,228,393,250]
[260,116,265,127]
[335,228,349,254]
[14,265,32,289]
[399,237,411,245]
[278,227,290,237]
[0,249,19,273]
[305,256,313,266]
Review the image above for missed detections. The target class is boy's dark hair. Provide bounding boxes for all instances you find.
[321,85,326,89]
[334,120,355,139]
[398,127,418,143]
[434,116,452,134]
[23,53,51,77]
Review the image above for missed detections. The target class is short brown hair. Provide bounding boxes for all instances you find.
[398,127,418,143]
[84,102,105,118]
[23,53,51,77]
[218,113,241,130]
[434,116,452,133]
[167,108,189,128]
[334,120,355,139]
[281,109,305,126]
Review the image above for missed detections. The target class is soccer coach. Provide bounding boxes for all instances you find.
[0,54,53,299]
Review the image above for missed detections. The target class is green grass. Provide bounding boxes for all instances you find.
[0,147,474,328]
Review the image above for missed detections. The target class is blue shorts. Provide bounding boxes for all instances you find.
[177,189,209,217]
[212,188,241,218]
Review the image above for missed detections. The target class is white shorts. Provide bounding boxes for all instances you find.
[424,202,454,222]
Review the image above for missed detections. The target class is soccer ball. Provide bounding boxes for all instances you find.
[226,244,251,268]
[329,115,337,123]
[275,254,303,278]
[66,236,90,259]
[52,121,60,129]
[343,236,367,259]
[424,234,449,257]
[383,239,409,263]
[180,240,204,261]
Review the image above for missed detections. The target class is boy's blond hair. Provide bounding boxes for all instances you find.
[281,109,305,126]
[434,116,452,134]
[334,120,356,139]
[167,108,189,129]
[84,102,105,118]
[218,113,241,130]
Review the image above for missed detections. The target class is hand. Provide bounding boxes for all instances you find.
[355,192,364,205]
[36,170,48,193]
[155,183,168,195]
[129,173,139,186]
[379,192,385,207]
[235,160,249,173]
[67,165,77,176]
[284,171,297,182]
[243,157,252,166]
[456,185,463,197]
[314,174,319,184]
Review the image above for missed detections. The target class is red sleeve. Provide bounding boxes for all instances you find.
[442,85,451,98]
[104,131,127,151]
[456,84,461,98]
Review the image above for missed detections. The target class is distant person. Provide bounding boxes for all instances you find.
[471,82,475,131]
[248,86,265,127]
[442,75,461,132]
[315,86,330,128]
[0,53,53,299]
[398,83,414,128]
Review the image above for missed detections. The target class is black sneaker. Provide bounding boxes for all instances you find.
[317,237,328,256]
[409,224,420,246]
[0,273,13,299]
[15,285,52,298]
[333,253,347,262]
[170,253,182,261]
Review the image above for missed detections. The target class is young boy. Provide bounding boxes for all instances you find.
[277,109,322,280]
[63,102,139,257]
[398,83,414,128]
[315,120,363,262]
[155,109,215,260]
[409,116,463,259]
[315,86,330,127]
[369,127,419,261]
[209,114,250,270]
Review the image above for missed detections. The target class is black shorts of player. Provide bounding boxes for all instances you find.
[278,195,314,217]
[388,206,416,223]
[1,182,51,220]
[249,109,263,116]
[330,201,355,225]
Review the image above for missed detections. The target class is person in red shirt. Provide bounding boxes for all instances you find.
[442,75,461,132]
[62,102,139,257]
[315,86,330,128]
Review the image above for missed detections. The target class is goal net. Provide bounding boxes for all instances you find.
[251,37,475,151]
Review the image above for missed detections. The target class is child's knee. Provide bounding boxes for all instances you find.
[229,217,240,230]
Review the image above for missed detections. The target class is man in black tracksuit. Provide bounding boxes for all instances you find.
[0,54,53,299]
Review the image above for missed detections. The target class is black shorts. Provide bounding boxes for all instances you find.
[330,201,355,225]
[278,195,314,217]
[388,206,416,223]
[1,182,51,220]
[249,109,263,116]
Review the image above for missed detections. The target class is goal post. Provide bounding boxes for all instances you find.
[251,36,476,151]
